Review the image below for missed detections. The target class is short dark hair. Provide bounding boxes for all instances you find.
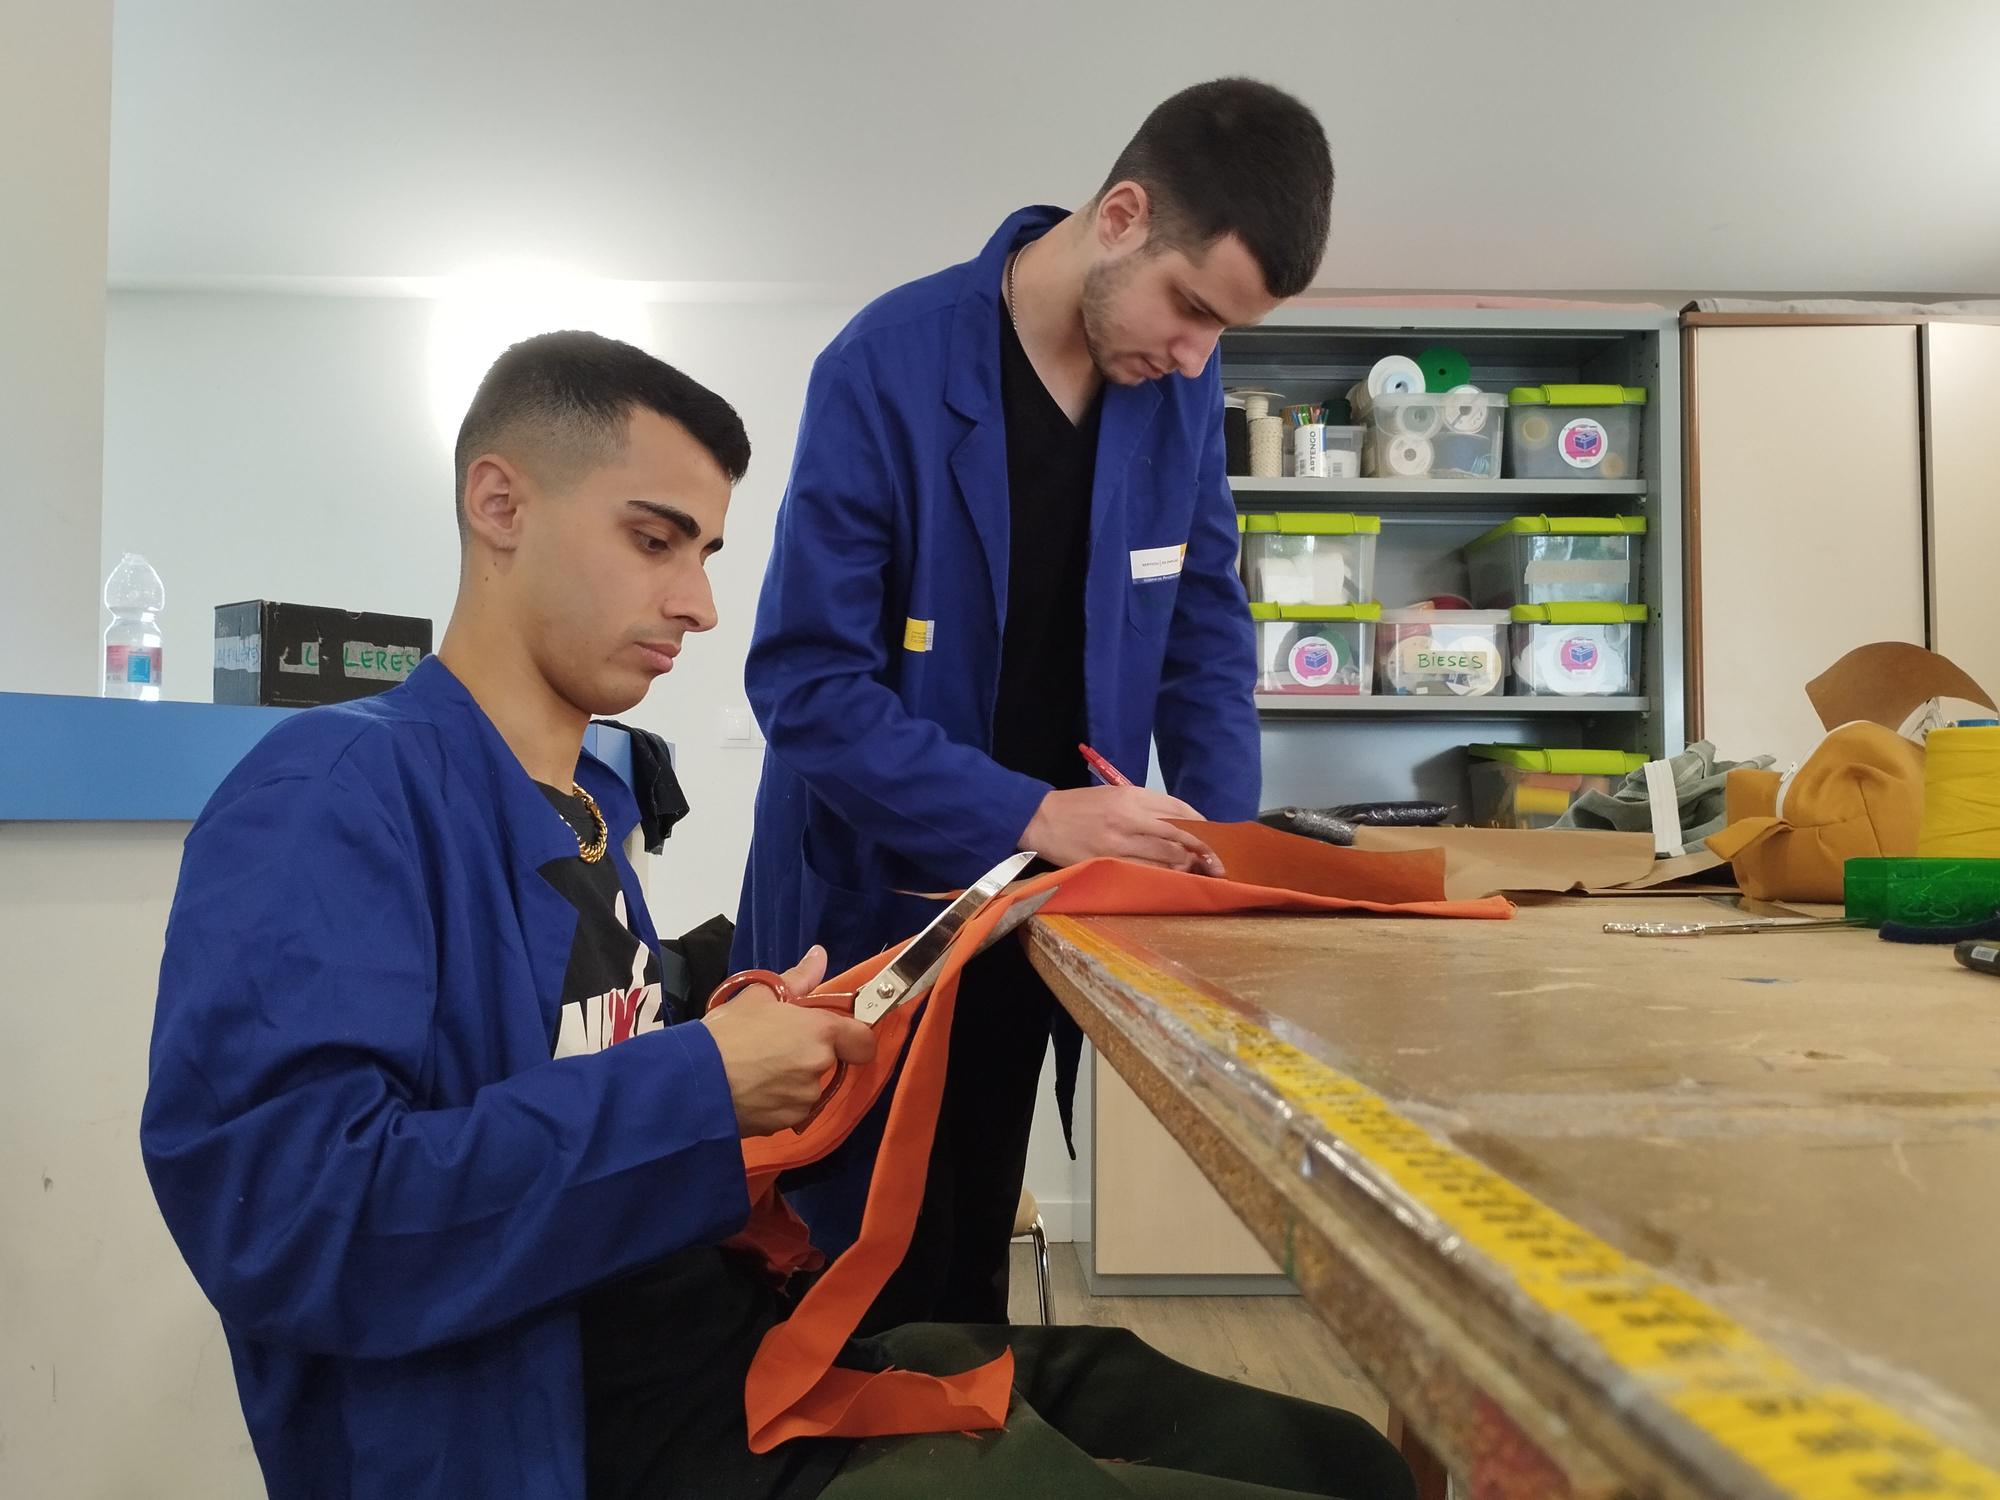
[453,330,751,538]
[1098,79,1334,300]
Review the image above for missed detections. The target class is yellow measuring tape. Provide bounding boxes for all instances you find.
[1044,915,2000,1499]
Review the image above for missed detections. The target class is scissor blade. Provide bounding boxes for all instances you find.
[854,850,1037,1023]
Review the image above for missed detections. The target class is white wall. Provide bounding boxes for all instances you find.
[1,0,111,694]
[0,823,264,1498]
[110,0,2000,297]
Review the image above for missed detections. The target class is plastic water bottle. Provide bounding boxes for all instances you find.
[102,552,166,701]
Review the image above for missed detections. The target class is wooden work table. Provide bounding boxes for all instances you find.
[1025,895,2000,1500]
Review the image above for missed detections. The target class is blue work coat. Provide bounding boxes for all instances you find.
[140,657,747,1498]
[734,203,1259,975]
[731,206,1260,1250]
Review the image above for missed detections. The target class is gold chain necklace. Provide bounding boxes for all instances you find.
[567,782,608,863]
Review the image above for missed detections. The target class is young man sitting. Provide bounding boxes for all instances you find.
[141,330,1414,1500]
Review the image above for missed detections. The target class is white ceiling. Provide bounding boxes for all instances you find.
[109,0,2000,297]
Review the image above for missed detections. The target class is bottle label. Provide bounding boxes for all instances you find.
[107,645,163,686]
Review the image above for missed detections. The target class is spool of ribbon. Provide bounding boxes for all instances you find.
[1417,346,1472,393]
[1385,398,1444,439]
[1441,385,1489,434]
[1918,726,2000,857]
[1514,411,1554,448]
[1381,434,1434,477]
[1248,415,1284,477]
[1366,355,1426,399]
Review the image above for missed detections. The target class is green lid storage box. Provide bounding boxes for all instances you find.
[1467,743,1651,829]
[1250,602,1380,695]
[1466,515,1646,608]
[1240,513,1380,607]
[1508,603,1647,697]
[1505,384,1647,481]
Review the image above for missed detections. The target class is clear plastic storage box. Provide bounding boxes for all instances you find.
[1240,513,1380,606]
[1251,603,1379,695]
[1505,385,1646,480]
[1509,604,1646,696]
[1361,391,1507,479]
[1465,515,1646,608]
[1374,608,1510,696]
[1467,744,1650,829]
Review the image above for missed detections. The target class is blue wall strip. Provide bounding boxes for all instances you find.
[0,693,298,822]
[0,694,641,823]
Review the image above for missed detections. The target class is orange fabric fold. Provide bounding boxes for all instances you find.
[731,830,1513,1452]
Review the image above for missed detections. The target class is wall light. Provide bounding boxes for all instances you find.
[428,268,652,449]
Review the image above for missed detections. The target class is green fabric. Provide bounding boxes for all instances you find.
[817,1324,1412,1500]
[1553,738,1776,843]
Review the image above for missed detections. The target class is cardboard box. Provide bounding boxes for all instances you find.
[213,600,432,707]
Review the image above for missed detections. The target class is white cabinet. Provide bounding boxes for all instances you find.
[1686,324,1927,763]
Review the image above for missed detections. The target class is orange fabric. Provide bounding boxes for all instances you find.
[1705,724,1926,902]
[729,830,1513,1453]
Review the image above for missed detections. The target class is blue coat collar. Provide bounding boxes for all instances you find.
[398,655,642,867]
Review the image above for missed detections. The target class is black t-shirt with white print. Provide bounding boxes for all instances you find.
[533,783,846,1500]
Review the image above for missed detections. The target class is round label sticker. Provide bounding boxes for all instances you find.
[1558,635,1601,674]
[1558,416,1608,469]
[1288,634,1343,688]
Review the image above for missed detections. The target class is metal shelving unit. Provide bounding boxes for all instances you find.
[1224,306,1684,812]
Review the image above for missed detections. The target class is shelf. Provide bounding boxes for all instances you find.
[1229,478,1648,498]
[1255,695,1651,718]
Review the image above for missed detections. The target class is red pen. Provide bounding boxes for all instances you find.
[1078,743,1133,787]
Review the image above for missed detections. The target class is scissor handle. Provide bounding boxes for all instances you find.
[705,969,858,1015]
[702,969,856,1134]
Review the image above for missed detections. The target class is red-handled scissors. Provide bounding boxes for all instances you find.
[705,850,1056,1131]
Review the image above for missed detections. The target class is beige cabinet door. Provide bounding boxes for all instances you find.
[1092,1051,1280,1276]
[1925,322,2000,699]
[1691,326,1926,765]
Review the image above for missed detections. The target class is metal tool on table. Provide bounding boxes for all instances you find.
[1603,916,1860,938]
[706,850,1056,1129]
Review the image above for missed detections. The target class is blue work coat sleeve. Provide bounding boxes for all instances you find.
[139,756,749,1361]
[1152,393,1263,822]
[747,352,1051,880]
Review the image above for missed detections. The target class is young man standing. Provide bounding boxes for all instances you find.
[735,79,1336,1323]
[140,331,1409,1498]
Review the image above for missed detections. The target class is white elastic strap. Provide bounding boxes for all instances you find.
[1643,758,1685,858]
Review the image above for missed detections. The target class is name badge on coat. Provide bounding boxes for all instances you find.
[1129,544,1187,584]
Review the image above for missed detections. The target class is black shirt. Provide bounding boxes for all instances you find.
[991,295,1101,791]
[532,784,845,1500]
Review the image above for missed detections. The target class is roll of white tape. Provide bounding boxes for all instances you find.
[1386,398,1443,439]
[1382,434,1434,477]
[1442,385,1489,434]
[1366,355,1426,399]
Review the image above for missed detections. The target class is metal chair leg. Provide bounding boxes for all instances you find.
[1030,1214,1051,1325]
